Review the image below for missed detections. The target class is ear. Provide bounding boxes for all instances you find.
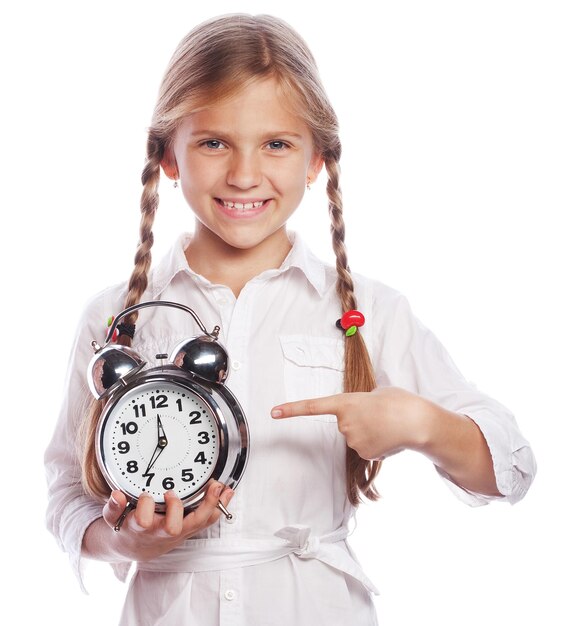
[306,152,324,185]
[161,145,178,180]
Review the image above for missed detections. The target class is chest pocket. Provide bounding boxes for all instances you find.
[279,335,344,422]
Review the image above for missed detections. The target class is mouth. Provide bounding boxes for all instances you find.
[217,199,267,210]
[214,198,271,217]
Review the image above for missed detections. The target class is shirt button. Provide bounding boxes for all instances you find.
[224,589,236,601]
[231,360,241,371]
[217,298,228,307]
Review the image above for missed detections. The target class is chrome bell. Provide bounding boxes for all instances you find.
[170,335,229,384]
[87,343,146,399]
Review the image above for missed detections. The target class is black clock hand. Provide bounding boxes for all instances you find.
[156,414,168,447]
[142,415,168,476]
[142,445,165,477]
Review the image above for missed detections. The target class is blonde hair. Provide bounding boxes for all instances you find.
[82,14,380,505]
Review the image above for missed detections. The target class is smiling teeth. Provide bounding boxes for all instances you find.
[222,200,264,210]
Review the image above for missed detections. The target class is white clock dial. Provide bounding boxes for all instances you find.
[99,380,222,503]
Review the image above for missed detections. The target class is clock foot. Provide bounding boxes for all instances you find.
[217,499,233,520]
[114,501,135,532]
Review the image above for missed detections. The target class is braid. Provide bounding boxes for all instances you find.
[325,154,382,505]
[325,158,355,310]
[80,133,164,498]
[119,133,164,347]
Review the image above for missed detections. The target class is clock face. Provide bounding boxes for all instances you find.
[98,377,226,506]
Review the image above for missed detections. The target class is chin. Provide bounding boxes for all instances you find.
[214,224,281,249]
[221,234,270,251]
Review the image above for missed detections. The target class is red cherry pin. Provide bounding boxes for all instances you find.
[336,310,365,336]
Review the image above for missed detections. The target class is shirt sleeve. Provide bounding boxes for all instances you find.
[373,288,536,506]
[44,289,131,592]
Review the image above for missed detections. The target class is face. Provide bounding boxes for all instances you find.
[162,78,323,255]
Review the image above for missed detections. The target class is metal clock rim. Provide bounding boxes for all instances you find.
[96,371,231,512]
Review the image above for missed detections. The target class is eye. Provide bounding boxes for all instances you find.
[201,139,226,150]
[267,140,289,150]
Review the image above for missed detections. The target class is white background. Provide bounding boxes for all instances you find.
[1,1,560,624]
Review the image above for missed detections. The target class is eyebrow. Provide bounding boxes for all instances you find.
[190,130,304,140]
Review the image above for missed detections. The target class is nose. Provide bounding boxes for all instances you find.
[226,150,262,189]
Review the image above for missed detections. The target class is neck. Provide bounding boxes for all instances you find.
[185,223,293,297]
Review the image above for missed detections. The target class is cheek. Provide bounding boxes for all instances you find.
[180,157,223,195]
[179,156,203,186]
[268,161,307,193]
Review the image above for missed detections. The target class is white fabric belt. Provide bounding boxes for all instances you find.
[136,524,378,594]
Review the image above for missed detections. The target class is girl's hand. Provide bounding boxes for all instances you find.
[271,386,431,461]
[101,480,234,562]
[272,386,501,496]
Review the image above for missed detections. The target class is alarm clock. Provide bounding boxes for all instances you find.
[87,300,249,530]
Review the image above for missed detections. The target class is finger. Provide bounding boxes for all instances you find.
[102,490,128,527]
[183,480,227,531]
[162,491,184,537]
[133,492,156,530]
[271,395,341,419]
[219,487,235,512]
[207,486,235,525]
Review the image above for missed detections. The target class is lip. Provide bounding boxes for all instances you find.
[214,197,272,219]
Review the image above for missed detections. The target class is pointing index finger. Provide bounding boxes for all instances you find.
[271,395,340,419]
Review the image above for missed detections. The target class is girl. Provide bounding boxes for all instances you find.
[45,13,536,626]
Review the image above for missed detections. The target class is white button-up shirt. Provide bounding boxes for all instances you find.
[44,232,535,626]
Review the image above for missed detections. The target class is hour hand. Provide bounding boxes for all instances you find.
[156,414,168,448]
[143,415,168,476]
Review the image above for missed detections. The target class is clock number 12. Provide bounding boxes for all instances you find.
[149,395,168,409]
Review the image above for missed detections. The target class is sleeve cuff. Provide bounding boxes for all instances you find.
[60,495,132,593]
[65,504,105,594]
[435,408,537,507]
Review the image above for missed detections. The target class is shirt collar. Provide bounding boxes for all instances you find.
[279,232,328,296]
[151,231,328,298]
[150,233,192,298]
